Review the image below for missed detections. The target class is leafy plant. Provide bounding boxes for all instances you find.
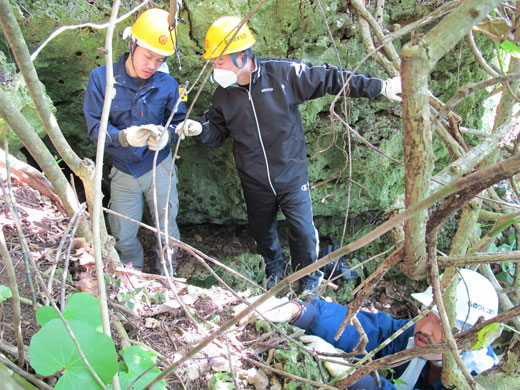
[208,372,234,390]
[35,291,102,331]
[29,293,117,390]
[29,292,167,389]
[113,346,166,390]
[388,367,408,387]
[273,344,321,389]
[29,318,118,390]
[0,285,12,321]
[0,285,12,302]
[500,40,520,58]
[490,230,517,285]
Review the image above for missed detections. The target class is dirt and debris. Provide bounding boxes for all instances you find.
[0,166,419,389]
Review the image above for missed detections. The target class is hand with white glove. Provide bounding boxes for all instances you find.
[380,76,402,102]
[299,335,350,378]
[175,119,202,140]
[119,124,159,147]
[147,125,170,151]
[234,295,301,323]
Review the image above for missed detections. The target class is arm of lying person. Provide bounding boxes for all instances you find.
[347,374,400,390]
[291,299,414,357]
[299,335,400,390]
[233,295,302,323]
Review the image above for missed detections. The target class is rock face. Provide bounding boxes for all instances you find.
[2,0,491,243]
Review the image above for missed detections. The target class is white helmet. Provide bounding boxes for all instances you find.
[411,269,498,327]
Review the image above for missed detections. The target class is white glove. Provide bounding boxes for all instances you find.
[234,296,301,323]
[175,119,202,140]
[300,335,350,378]
[119,124,160,147]
[380,76,402,102]
[146,126,170,151]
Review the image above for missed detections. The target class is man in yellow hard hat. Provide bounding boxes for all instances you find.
[176,16,402,297]
[84,8,187,275]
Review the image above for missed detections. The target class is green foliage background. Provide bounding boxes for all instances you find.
[0,0,493,248]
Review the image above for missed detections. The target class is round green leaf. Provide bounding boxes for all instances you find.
[0,285,12,303]
[63,293,103,332]
[29,318,117,390]
[35,293,102,331]
[35,305,60,327]
[117,346,166,390]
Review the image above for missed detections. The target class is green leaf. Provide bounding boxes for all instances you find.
[209,372,234,390]
[496,271,514,285]
[116,346,166,390]
[29,318,117,390]
[0,285,12,302]
[500,40,520,58]
[36,292,102,332]
[255,269,266,284]
[471,323,504,350]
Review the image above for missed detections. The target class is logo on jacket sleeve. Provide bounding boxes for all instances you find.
[261,87,274,93]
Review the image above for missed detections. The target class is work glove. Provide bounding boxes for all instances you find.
[299,335,350,378]
[175,119,202,140]
[380,76,402,102]
[147,126,170,151]
[234,295,301,323]
[119,124,159,147]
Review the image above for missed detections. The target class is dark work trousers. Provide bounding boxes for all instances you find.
[242,183,321,283]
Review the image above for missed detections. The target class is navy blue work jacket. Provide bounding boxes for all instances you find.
[293,299,498,390]
[84,53,186,178]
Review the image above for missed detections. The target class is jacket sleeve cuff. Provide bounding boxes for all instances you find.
[118,130,129,147]
[290,299,319,330]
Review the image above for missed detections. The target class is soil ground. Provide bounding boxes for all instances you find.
[0,167,422,389]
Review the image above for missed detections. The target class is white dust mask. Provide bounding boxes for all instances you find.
[213,68,238,88]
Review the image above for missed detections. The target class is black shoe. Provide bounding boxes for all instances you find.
[265,269,284,289]
[299,272,323,300]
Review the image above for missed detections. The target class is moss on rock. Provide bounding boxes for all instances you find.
[2,0,492,247]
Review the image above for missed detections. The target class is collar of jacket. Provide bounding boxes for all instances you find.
[249,54,261,85]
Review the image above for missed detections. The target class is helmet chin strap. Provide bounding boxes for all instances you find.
[128,38,139,75]
[129,38,138,61]
[230,48,252,69]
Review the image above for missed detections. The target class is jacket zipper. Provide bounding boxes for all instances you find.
[247,84,277,195]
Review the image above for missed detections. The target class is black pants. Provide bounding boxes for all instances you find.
[242,184,320,280]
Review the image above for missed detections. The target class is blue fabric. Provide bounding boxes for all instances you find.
[291,299,497,390]
[107,154,179,271]
[293,299,413,358]
[84,53,187,178]
[348,374,381,390]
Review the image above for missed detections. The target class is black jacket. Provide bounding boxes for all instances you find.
[196,56,382,194]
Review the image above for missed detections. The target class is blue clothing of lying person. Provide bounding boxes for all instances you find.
[242,269,500,389]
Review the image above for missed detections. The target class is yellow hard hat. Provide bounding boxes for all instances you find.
[204,16,255,59]
[130,8,176,56]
